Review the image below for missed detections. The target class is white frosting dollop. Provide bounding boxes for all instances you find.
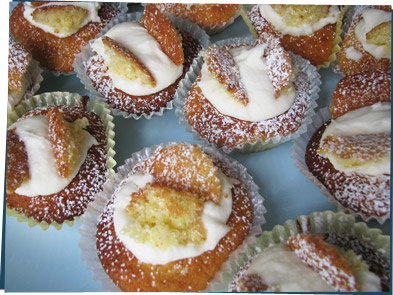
[91,22,183,96]
[355,8,391,59]
[320,102,391,176]
[198,43,295,122]
[23,2,102,38]
[259,5,340,37]
[113,172,235,265]
[9,115,97,197]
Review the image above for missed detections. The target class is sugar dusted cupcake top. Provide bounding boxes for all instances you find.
[92,142,262,291]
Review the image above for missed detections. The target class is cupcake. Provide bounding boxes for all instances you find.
[79,142,266,292]
[175,37,320,153]
[293,69,391,223]
[75,4,209,119]
[228,211,390,292]
[151,3,242,35]
[9,2,126,74]
[337,5,391,75]
[241,4,345,68]
[8,36,43,113]
[6,92,116,230]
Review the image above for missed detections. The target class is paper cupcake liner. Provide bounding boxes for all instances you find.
[78,141,266,292]
[174,37,320,153]
[240,4,348,70]
[222,210,390,292]
[7,58,43,113]
[74,12,210,120]
[6,91,117,230]
[291,108,390,224]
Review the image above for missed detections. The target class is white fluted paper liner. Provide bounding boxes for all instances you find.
[223,210,390,292]
[6,91,116,230]
[78,141,266,292]
[291,108,390,224]
[174,37,321,153]
[7,58,43,113]
[74,12,211,120]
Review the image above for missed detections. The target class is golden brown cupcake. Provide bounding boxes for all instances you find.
[80,5,206,118]
[178,37,320,152]
[9,2,124,73]
[152,3,241,34]
[94,143,255,291]
[305,70,391,221]
[243,4,343,67]
[6,93,115,228]
[337,5,391,75]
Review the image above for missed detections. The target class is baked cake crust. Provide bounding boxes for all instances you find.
[6,104,108,225]
[10,2,121,73]
[96,145,253,292]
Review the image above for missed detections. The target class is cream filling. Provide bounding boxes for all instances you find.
[245,244,381,292]
[320,102,391,176]
[23,2,102,38]
[198,44,295,122]
[259,5,340,37]
[91,22,183,96]
[113,172,235,265]
[9,115,97,197]
[355,8,391,59]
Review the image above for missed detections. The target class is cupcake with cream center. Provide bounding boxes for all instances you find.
[79,142,265,291]
[176,37,319,152]
[77,4,208,119]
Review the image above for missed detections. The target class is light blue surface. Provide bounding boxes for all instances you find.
[5,3,390,292]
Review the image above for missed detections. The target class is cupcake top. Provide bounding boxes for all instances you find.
[110,143,238,265]
[7,106,97,196]
[22,2,102,38]
[257,5,340,37]
[197,39,294,122]
[89,17,184,97]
